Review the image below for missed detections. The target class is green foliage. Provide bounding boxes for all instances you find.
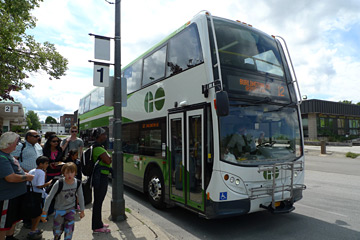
[345,152,360,159]
[10,125,25,134]
[45,116,57,124]
[339,100,352,104]
[26,110,41,130]
[0,0,68,100]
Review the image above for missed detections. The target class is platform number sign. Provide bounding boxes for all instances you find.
[93,63,109,87]
[5,105,11,112]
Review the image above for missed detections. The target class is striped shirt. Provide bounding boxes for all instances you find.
[11,141,43,172]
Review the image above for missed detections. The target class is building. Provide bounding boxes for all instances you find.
[0,100,26,133]
[60,114,75,133]
[300,99,360,141]
[40,124,65,135]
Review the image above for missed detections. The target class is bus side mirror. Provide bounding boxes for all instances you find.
[216,91,229,116]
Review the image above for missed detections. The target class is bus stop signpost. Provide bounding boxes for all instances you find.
[89,0,125,222]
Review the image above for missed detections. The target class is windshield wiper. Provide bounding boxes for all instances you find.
[264,102,297,113]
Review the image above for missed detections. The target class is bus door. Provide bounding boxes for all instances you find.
[169,109,205,211]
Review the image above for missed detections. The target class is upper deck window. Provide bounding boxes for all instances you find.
[124,59,142,93]
[214,19,284,77]
[142,45,167,86]
[166,24,204,77]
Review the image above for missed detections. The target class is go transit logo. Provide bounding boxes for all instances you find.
[144,87,165,113]
[263,167,280,180]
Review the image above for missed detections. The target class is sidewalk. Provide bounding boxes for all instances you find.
[14,191,175,240]
[304,145,360,156]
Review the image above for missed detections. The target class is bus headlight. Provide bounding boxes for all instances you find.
[222,172,247,195]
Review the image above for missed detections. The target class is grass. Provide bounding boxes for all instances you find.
[345,152,360,159]
[125,208,131,213]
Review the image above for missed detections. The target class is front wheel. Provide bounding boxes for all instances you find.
[146,168,166,209]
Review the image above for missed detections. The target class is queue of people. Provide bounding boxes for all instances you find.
[0,126,111,240]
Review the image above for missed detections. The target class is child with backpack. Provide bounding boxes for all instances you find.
[26,156,52,240]
[41,162,85,240]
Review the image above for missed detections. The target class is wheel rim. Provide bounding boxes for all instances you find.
[148,176,162,201]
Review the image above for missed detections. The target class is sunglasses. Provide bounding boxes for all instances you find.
[51,140,59,143]
[30,135,40,138]
[71,131,78,133]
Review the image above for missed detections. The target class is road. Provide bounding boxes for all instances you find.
[118,154,360,240]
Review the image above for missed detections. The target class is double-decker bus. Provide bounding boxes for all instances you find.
[78,11,305,218]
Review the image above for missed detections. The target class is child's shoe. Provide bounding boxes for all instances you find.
[103,224,110,228]
[27,230,42,240]
[93,227,111,233]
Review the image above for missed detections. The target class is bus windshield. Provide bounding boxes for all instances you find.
[214,18,284,77]
[219,102,302,166]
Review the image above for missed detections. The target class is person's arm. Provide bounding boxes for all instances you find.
[37,180,52,189]
[99,152,112,165]
[5,172,34,183]
[61,138,70,151]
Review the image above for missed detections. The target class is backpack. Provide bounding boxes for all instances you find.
[81,145,99,176]
[47,177,81,208]
[18,141,26,162]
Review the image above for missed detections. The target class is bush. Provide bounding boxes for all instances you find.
[345,152,360,159]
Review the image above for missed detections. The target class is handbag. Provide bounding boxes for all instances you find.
[22,182,42,219]
[82,176,92,205]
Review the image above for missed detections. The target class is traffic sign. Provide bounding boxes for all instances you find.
[93,63,110,87]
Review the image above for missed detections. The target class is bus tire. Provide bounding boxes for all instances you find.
[146,167,166,209]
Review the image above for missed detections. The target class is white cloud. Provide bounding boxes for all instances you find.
[14,0,360,122]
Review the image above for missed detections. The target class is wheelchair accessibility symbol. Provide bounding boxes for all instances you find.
[219,192,227,200]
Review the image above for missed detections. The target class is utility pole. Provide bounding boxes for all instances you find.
[111,0,125,221]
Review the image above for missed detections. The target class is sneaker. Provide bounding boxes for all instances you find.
[5,236,20,240]
[34,229,44,235]
[27,231,42,240]
[93,227,111,233]
[103,224,110,228]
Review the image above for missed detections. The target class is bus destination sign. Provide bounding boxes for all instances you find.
[226,74,290,102]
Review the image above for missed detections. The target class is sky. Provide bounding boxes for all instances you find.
[11,0,360,121]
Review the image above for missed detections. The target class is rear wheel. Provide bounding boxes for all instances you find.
[146,168,166,209]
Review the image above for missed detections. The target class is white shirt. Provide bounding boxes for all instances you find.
[11,141,43,171]
[28,168,47,198]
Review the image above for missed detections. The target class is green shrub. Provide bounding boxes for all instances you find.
[345,152,360,158]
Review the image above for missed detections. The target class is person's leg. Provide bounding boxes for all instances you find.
[92,174,108,230]
[4,224,16,239]
[63,209,76,240]
[53,210,66,240]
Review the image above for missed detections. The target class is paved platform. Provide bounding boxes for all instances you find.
[14,190,175,240]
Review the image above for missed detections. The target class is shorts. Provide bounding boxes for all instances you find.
[0,194,24,231]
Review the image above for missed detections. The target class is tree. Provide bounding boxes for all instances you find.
[45,116,57,124]
[0,0,68,101]
[26,110,41,130]
[339,100,352,104]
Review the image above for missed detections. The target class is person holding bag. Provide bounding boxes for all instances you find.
[0,132,34,240]
[43,135,63,182]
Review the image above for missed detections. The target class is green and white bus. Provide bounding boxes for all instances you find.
[78,11,306,218]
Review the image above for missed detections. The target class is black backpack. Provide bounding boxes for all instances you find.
[18,141,26,162]
[46,177,81,208]
[81,145,99,176]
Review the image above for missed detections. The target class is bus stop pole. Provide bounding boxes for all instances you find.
[111,0,125,221]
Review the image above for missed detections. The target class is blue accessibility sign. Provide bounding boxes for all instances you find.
[219,192,227,200]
